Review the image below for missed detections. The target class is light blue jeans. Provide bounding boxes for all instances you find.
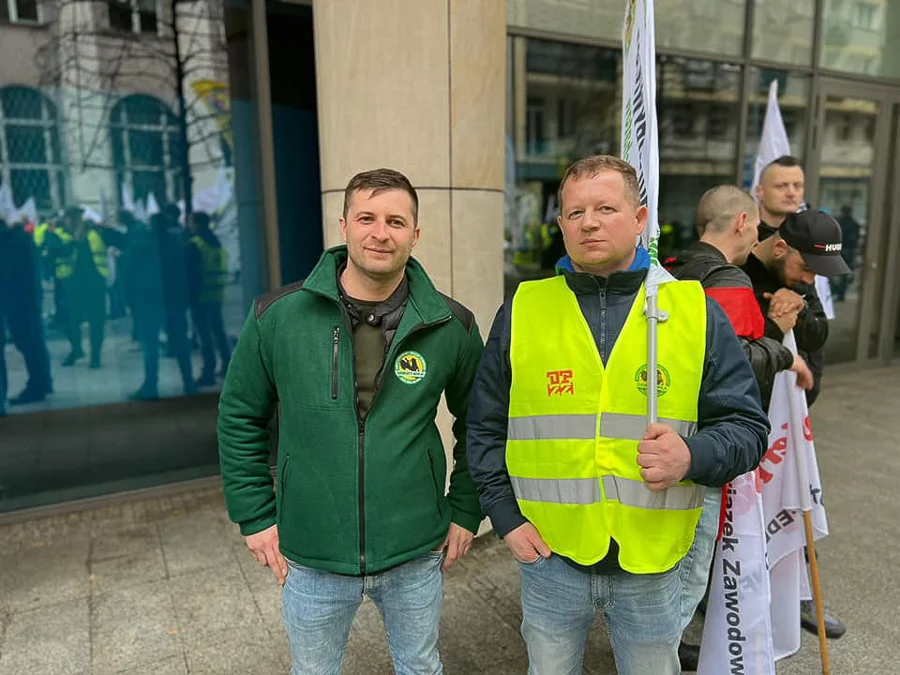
[518,488,721,675]
[282,552,444,675]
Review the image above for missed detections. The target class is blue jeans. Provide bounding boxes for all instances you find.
[678,486,722,630]
[282,552,444,675]
[518,498,720,675]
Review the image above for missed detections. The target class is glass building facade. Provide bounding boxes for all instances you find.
[2,0,899,513]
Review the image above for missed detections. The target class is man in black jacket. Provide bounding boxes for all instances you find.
[467,156,769,675]
[667,185,814,670]
[742,209,848,407]
[742,208,850,641]
[667,185,813,409]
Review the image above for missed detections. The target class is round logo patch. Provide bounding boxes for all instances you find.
[395,351,427,384]
[635,364,670,397]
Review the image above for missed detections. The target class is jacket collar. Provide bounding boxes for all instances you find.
[555,247,649,296]
[303,246,451,324]
[687,240,728,262]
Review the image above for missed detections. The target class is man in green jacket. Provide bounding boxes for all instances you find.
[218,168,484,674]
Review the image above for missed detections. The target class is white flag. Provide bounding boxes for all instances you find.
[134,199,147,224]
[82,206,103,224]
[750,81,792,198]
[752,80,835,319]
[758,330,828,660]
[121,182,135,214]
[698,472,776,675]
[621,0,672,292]
[146,193,161,216]
[0,183,15,222]
[16,197,38,225]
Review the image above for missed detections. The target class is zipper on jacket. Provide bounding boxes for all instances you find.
[598,289,608,363]
[357,422,366,573]
[337,312,367,574]
[331,326,340,400]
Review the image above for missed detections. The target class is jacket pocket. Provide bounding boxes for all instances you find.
[280,454,292,496]
[427,450,445,517]
[331,326,340,400]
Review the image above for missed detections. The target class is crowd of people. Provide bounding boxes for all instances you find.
[217,157,851,674]
[0,202,232,415]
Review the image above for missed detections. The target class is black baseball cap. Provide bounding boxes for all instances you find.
[780,210,851,277]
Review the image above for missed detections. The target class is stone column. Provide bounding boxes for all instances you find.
[312,0,506,337]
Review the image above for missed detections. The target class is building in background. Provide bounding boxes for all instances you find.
[2,0,899,515]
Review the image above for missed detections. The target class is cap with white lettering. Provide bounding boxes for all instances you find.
[780,209,851,277]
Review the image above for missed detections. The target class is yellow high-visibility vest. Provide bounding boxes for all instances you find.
[55,229,108,280]
[33,222,50,247]
[55,229,75,280]
[87,230,109,279]
[190,235,228,302]
[507,274,707,573]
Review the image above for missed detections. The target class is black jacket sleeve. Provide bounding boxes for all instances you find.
[740,335,794,411]
[684,299,771,486]
[795,285,829,354]
[465,301,525,537]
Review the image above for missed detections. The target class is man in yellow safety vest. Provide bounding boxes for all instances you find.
[47,206,110,368]
[466,155,770,675]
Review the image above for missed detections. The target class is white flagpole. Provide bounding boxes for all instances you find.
[621,0,664,423]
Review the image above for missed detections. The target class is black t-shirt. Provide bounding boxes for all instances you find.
[346,296,385,420]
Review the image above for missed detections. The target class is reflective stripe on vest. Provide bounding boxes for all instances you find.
[190,235,228,302]
[510,475,704,511]
[506,274,707,573]
[508,412,697,442]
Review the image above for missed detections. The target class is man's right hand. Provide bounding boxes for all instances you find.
[769,308,798,333]
[790,353,814,391]
[503,522,551,563]
[245,524,288,585]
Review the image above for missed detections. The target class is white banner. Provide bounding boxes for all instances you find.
[698,472,776,675]
[758,330,828,659]
[621,0,670,290]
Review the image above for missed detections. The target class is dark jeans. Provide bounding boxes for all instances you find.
[3,302,53,394]
[138,309,193,393]
[192,301,231,379]
[66,283,106,361]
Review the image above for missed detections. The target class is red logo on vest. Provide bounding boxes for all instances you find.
[546,370,574,396]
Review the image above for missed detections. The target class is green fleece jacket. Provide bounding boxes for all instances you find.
[218,246,484,575]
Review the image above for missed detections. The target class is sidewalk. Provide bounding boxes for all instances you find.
[1,365,899,674]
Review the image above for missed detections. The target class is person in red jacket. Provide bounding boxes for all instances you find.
[665,185,813,670]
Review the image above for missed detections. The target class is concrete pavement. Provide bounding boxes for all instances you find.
[1,364,898,674]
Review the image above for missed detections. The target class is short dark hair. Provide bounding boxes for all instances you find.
[760,155,803,182]
[557,155,641,214]
[192,211,211,229]
[342,168,418,223]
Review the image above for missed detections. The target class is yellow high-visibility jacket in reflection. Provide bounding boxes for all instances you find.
[189,235,228,303]
[33,222,51,247]
[54,229,109,280]
[506,275,707,573]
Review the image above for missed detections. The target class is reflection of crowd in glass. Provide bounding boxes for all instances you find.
[0,204,231,416]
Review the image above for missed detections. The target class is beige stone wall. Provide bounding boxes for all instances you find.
[313,0,506,530]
